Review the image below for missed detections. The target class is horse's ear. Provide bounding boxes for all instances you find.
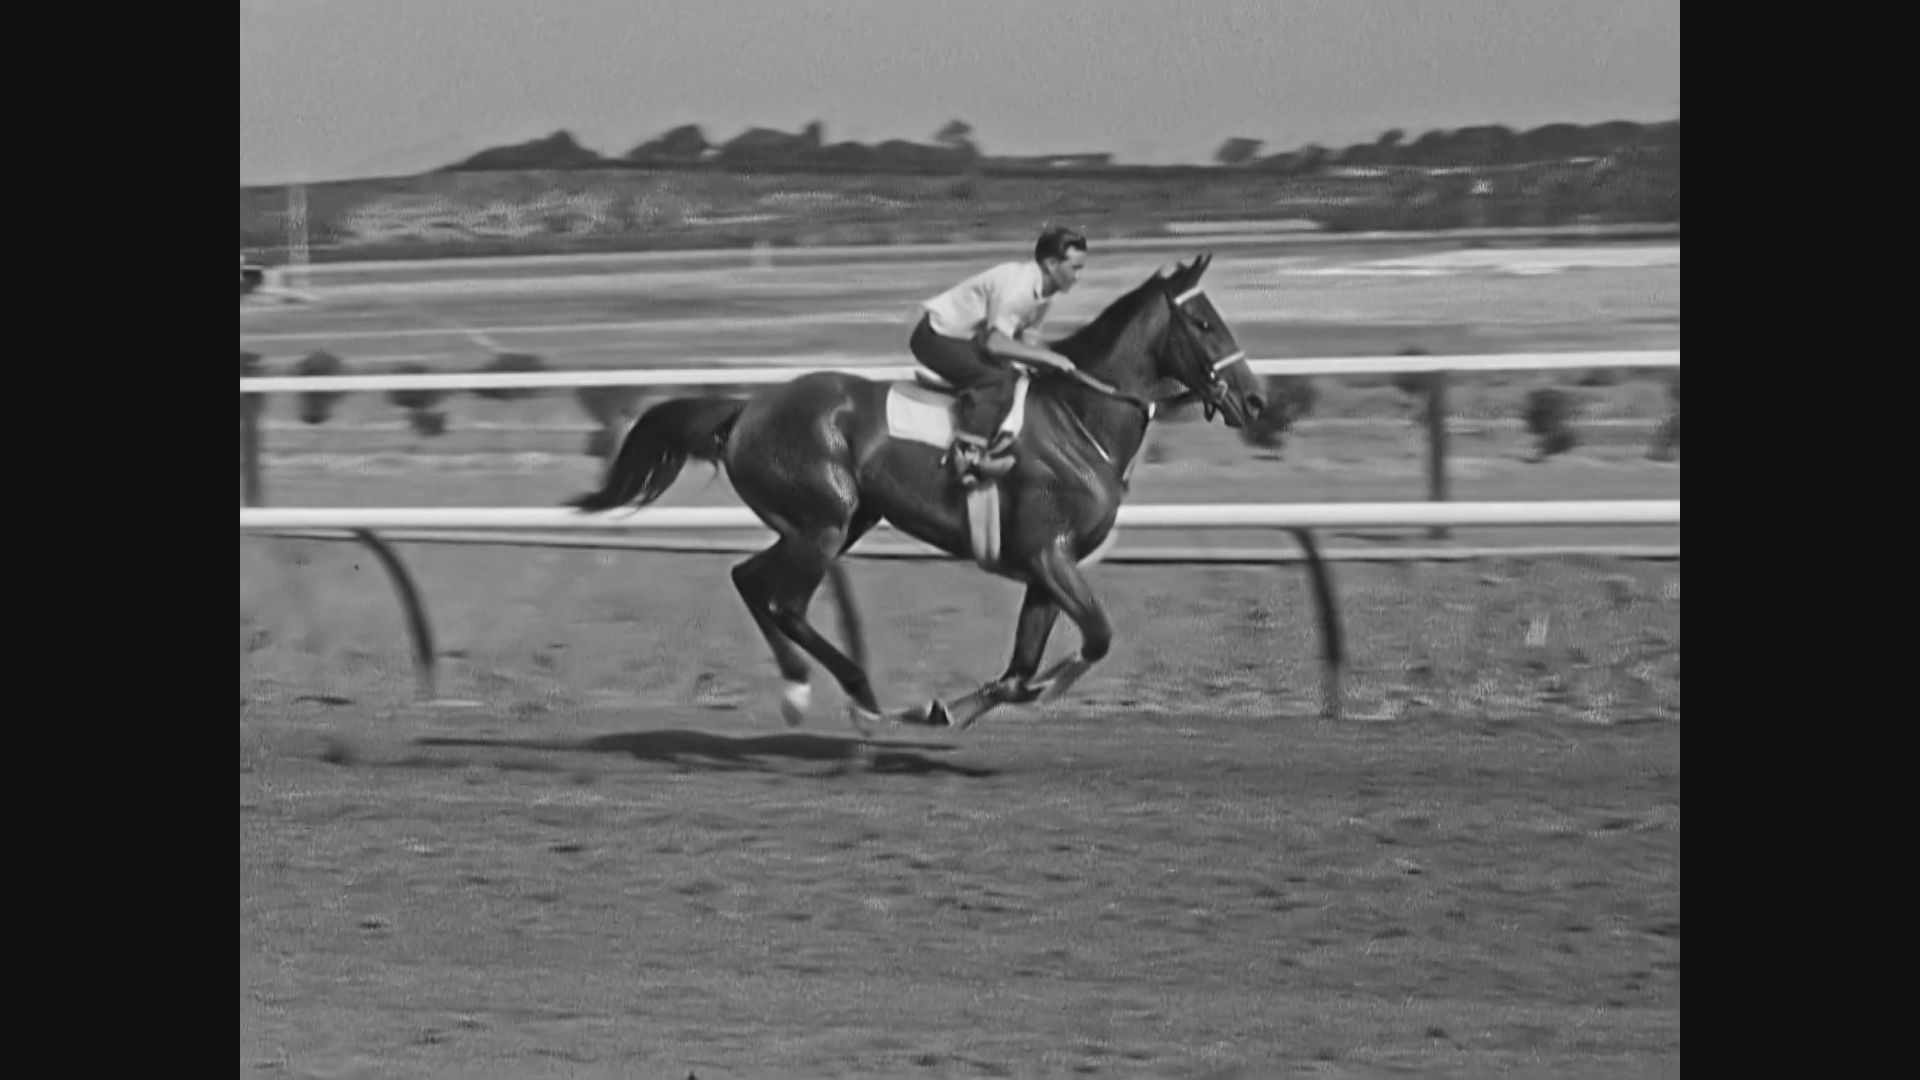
[1197,252,1214,277]
[1166,258,1192,291]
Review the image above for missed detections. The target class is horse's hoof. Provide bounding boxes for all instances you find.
[996,681,1042,706]
[1035,657,1094,703]
[889,699,950,727]
[846,703,879,737]
[779,681,812,727]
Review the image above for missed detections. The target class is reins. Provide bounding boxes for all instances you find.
[1001,269,1238,479]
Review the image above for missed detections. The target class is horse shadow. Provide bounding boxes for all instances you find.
[413,728,1000,779]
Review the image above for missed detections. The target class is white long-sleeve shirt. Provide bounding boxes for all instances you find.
[921,259,1052,343]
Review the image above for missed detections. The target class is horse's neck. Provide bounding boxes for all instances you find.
[1048,364,1155,481]
[1082,392,1151,480]
[1051,294,1170,481]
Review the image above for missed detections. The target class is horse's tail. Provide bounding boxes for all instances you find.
[567,396,746,512]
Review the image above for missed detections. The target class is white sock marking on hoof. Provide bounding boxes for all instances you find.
[780,681,812,726]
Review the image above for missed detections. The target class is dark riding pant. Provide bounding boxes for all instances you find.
[910,313,1017,439]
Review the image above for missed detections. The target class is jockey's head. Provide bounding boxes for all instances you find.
[1035,225,1087,296]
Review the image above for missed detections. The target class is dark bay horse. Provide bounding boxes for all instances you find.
[568,254,1265,732]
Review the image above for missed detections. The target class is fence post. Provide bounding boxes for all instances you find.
[285,183,309,297]
[1425,371,1450,540]
[1286,528,1345,721]
[351,529,438,701]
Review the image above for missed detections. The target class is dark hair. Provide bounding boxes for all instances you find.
[1035,225,1088,264]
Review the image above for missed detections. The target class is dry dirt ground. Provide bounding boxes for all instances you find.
[241,548,1679,1079]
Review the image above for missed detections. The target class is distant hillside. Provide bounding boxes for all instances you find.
[240,117,1678,262]
[437,130,605,172]
[433,117,1677,177]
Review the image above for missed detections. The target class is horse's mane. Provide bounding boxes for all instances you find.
[1051,273,1168,369]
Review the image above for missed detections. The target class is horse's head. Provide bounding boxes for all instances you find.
[1153,254,1264,429]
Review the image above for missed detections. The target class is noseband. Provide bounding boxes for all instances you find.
[1027,281,1246,420]
[1165,283,1248,421]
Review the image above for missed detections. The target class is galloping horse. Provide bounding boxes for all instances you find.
[568,254,1265,732]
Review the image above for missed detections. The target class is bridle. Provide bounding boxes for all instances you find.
[1016,276,1247,422]
[1161,281,1250,423]
[1010,274,1250,481]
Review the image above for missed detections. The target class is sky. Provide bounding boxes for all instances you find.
[239,0,1679,187]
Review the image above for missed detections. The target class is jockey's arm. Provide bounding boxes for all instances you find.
[980,326,1074,373]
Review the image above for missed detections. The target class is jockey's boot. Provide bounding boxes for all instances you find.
[947,429,1017,486]
[944,376,1021,480]
[946,384,1018,486]
[946,431,989,483]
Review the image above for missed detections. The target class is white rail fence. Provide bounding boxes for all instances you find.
[238,348,1680,536]
[239,351,1680,713]
[240,500,1677,714]
[239,500,1678,534]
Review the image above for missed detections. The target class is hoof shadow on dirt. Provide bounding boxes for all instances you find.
[415,729,999,779]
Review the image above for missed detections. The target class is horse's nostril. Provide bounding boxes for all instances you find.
[1247,394,1267,416]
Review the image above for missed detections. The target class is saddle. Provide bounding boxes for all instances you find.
[885,366,1035,575]
[913,370,957,393]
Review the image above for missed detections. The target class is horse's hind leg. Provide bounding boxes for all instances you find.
[734,527,887,733]
[731,546,819,726]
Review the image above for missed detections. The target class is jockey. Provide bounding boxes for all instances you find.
[910,225,1088,483]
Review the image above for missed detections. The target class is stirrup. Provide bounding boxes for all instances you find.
[941,432,988,464]
[945,433,1006,483]
[952,437,1015,485]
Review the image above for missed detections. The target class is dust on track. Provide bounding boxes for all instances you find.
[241,698,1679,1079]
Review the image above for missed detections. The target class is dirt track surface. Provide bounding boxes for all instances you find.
[241,704,1676,1079]
[243,564,1681,1080]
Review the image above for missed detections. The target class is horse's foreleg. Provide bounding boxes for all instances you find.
[1001,585,1063,687]
[1024,538,1114,703]
[902,585,1060,730]
[903,539,1111,720]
